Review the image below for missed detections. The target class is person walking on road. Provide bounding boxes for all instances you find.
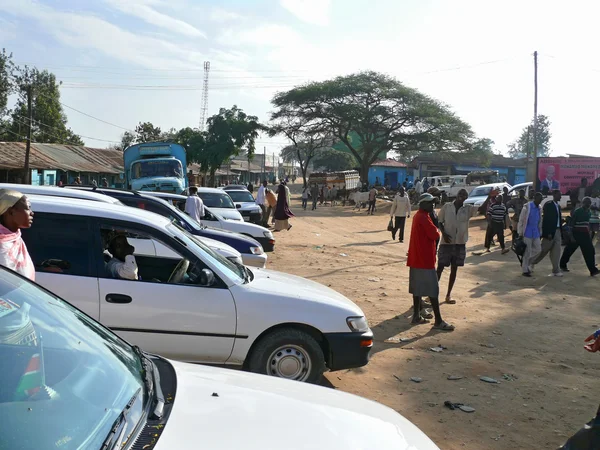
[330,185,338,207]
[507,189,527,239]
[367,186,377,215]
[301,186,309,210]
[518,192,543,277]
[273,183,294,232]
[485,194,510,254]
[184,186,205,223]
[310,184,319,211]
[422,177,430,192]
[560,197,599,276]
[407,193,454,331]
[414,178,423,196]
[265,188,277,225]
[390,187,411,242]
[256,180,268,227]
[530,189,564,277]
[437,189,484,304]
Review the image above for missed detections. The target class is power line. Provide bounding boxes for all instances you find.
[57,100,134,132]
[12,116,119,144]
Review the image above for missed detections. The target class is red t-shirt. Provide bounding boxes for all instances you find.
[407,209,439,269]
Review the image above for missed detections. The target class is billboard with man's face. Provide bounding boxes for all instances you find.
[537,157,600,194]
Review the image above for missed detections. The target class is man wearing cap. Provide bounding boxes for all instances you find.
[407,193,454,331]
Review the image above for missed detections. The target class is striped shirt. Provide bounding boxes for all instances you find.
[572,207,591,232]
[488,203,507,222]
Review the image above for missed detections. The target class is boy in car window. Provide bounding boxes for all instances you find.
[106,234,139,281]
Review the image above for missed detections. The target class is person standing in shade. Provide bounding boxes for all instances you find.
[330,185,338,207]
[310,183,319,210]
[530,189,564,277]
[437,189,486,304]
[518,192,543,277]
[184,186,205,223]
[507,189,527,239]
[301,185,309,210]
[414,178,423,196]
[407,193,454,331]
[366,186,377,215]
[422,177,430,191]
[256,180,268,226]
[560,197,599,276]
[389,187,410,242]
[402,178,408,189]
[485,194,510,254]
[247,182,254,194]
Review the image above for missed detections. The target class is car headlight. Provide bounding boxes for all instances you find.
[250,246,264,255]
[263,231,273,239]
[346,316,369,332]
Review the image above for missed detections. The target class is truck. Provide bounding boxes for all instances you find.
[428,171,501,200]
[124,142,188,193]
[308,170,361,190]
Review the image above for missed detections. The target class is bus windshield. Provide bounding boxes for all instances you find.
[131,160,183,180]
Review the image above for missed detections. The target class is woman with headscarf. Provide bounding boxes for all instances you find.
[0,189,35,280]
[273,183,294,231]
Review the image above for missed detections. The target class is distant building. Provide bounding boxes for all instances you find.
[368,159,409,189]
[0,142,124,186]
[411,154,527,185]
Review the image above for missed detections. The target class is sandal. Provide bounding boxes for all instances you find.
[433,321,455,331]
[411,316,430,325]
[445,298,457,305]
[501,248,510,254]
[420,309,433,319]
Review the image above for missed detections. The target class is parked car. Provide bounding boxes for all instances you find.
[507,182,570,210]
[65,186,273,261]
[22,195,373,383]
[144,191,275,251]
[222,184,249,191]
[221,189,262,224]
[463,182,512,209]
[195,187,244,221]
[0,266,439,449]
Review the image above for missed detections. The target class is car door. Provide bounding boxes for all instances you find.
[95,219,237,363]
[20,212,101,320]
[200,210,223,230]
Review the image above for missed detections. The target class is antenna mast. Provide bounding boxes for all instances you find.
[199,61,210,131]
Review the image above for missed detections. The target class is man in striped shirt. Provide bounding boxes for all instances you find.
[485,195,510,254]
[560,197,599,276]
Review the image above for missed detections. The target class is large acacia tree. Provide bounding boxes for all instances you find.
[272,71,474,182]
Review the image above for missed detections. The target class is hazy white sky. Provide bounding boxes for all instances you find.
[1,0,599,157]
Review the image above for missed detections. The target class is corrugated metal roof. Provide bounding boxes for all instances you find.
[0,142,123,174]
[371,158,407,168]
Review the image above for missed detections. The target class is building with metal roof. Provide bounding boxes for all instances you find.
[0,142,124,186]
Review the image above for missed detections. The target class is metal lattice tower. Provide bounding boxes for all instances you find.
[199,61,210,131]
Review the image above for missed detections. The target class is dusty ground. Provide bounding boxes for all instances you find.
[266,187,600,450]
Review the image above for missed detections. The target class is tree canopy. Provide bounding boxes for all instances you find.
[272,71,474,182]
[312,148,357,172]
[508,115,551,158]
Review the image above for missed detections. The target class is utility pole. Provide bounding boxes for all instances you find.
[263,146,266,182]
[23,85,33,185]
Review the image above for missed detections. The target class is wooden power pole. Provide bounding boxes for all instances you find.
[23,85,33,185]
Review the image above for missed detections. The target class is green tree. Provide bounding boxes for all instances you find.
[6,66,83,145]
[133,121,164,143]
[272,71,473,182]
[312,148,357,171]
[469,138,495,167]
[508,115,551,158]
[0,49,14,117]
[173,126,206,165]
[201,106,262,186]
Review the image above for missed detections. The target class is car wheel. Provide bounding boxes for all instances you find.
[248,328,326,384]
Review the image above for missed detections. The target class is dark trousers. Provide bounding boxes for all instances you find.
[259,204,267,226]
[485,221,505,249]
[367,200,376,213]
[311,199,318,210]
[560,231,597,274]
[302,198,308,209]
[392,216,406,241]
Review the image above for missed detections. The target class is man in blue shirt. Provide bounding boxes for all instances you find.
[517,192,543,277]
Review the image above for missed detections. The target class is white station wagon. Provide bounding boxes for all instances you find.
[22,195,373,383]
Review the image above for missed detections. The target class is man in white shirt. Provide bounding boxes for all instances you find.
[107,235,139,281]
[389,187,411,242]
[185,186,204,223]
[256,180,267,226]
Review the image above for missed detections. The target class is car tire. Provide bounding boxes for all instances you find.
[248,328,326,384]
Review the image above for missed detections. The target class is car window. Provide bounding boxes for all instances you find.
[198,192,235,209]
[470,187,492,197]
[0,266,145,449]
[21,213,95,277]
[99,224,214,286]
[227,191,255,203]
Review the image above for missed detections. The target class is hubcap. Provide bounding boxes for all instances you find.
[266,345,312,381]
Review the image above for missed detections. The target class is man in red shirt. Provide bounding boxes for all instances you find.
[407,193,455,331]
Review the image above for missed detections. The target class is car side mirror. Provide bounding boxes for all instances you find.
[235,204,241,209]
[199,269,215,287]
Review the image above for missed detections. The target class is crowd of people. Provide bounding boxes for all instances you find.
[255,180,294,231]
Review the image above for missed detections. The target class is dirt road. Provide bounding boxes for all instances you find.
[266,192,600,449]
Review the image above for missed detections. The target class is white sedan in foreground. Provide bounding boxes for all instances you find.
[0,266,440,449]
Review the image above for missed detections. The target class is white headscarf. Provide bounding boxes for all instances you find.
[0,189,35,280]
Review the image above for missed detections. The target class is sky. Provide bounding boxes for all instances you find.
[1,0,599,158]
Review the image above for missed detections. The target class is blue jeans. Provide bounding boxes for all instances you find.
[302,198,308,209]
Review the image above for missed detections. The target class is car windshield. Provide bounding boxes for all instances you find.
[167,223,245,283]
[470,186,493,197]
[0,268,145,448]
[131,159,183,180]
[227,191,255,203]
[198,192,235,209]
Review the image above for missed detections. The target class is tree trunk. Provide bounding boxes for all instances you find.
[209,168,216,187]
[360,162,369,187]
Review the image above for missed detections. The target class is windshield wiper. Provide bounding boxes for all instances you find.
[132,345,165,420]
[100,388,141,450]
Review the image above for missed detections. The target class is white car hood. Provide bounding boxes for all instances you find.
[247,268,362,314]
[463,196,486,205]
[157,361,440,450]
[211,207,244,221]
[235,201,261,211]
